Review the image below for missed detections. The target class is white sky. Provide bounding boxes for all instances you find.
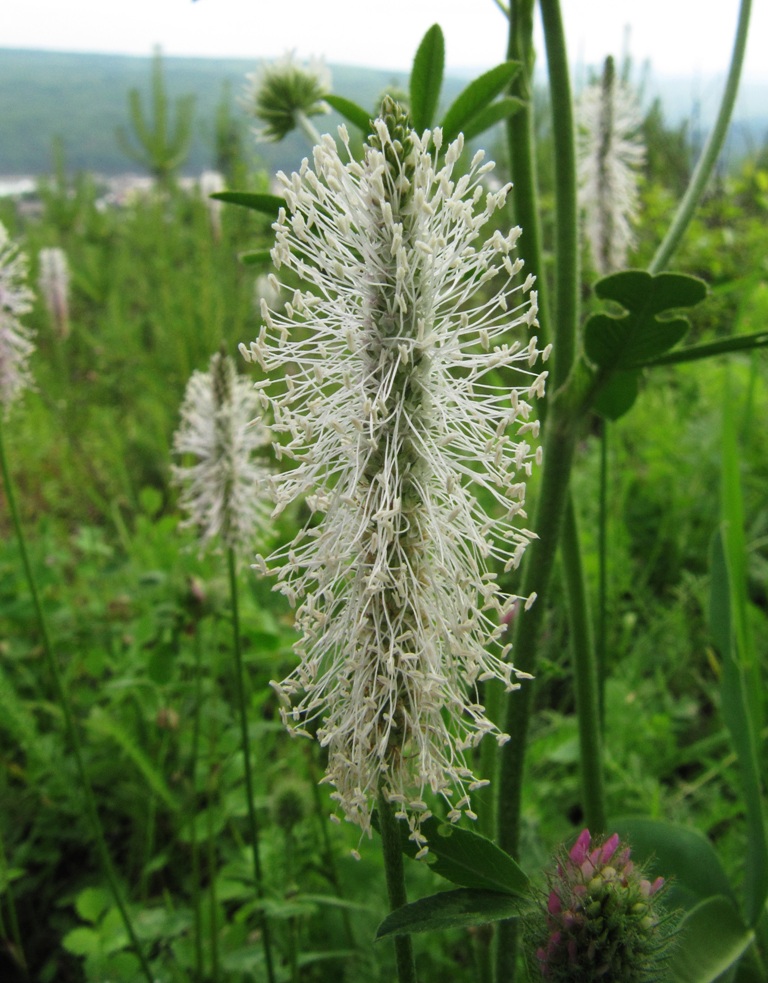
[2,0,765,82]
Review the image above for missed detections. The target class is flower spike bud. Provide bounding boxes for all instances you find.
[244,53,331,144]
[38,246,70,339]
[528,829,674,981]
[577,56,645,274]
[172,351,273,554]
[246,107,547,840]
[0,222,35,416]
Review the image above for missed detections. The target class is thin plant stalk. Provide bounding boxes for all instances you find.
[0,825,29,980]
[305,751,358,950]
[495,2,588,978]
[205,766,221,983]
[505,0,551,350]
[649,0,752,274]
[377,788,418,983]
[597,423,608,727]
[0,420,155,983]
[189,628,205,980]
[561,498,606,832]
[227,547,276,983]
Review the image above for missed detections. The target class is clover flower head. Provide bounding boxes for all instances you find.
[0,222,36,415]
[38,246,70,339]
[530,829,672,981]
[172,351,272,554]
[577,56,645,274]
[244,53,331,143]
[240,100,549,846]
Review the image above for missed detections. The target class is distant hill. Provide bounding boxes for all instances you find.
[0,49,455,179]
[0,49,766,180]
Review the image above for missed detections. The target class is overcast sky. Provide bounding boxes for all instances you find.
[2,0,765,82]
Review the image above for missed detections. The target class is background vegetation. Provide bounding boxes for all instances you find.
[0,45,766,983]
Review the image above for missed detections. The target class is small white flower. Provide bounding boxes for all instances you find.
[244,53,331,143]
[242,101,547,839]
[577,57,645,274]
[0,222,35,415]
[172,351,272,554]
[38,246,70,339]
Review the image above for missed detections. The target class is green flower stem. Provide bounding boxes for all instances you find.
[227,547,276,983]
[539,0,579,389]
[496,7,584,980]
[649,0,753,274]
[295,110,323,147]
[505,0,551,352]
[377,788,418,983]
[562,497,606,832]
[495,404,579,983]
[0,421,154,983]
[597,424,608,726]
[190,628,205,980]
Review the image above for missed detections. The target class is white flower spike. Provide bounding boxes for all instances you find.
[241,101,548,845]
[0,222,35,416]
[577,57,645,275]
[38,246,71,339]
[172,351,273,554]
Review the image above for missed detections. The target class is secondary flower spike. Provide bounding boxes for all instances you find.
[576,56,645,275]
[241,101,549,847]
[172,351,272,554]
[530,829,672,982]
[0,222,35,415]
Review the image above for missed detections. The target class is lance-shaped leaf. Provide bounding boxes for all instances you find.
[462,96,525,141]
[375,888,530,940]
[325,94,372,135]
[410,24,445,131]
[374,813,529,897]
[440,62,521,144]
[584,270,707,371]
[212,191,283,218]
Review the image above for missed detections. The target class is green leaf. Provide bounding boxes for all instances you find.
[669,896,753,983]
[439,62,522,143]
[584,270,707,370]
[410,24,445,131]
[380,815,529,896]
[641,330,768,366]
[711,401,768,926]
[375,888,529,939]
[325,94,372,134]
[75,886,112,925]
[611,818,737,907]
[212,191,284,218]
[62,926,101,957]
[592,369,639,420]
[462,96,525,141]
